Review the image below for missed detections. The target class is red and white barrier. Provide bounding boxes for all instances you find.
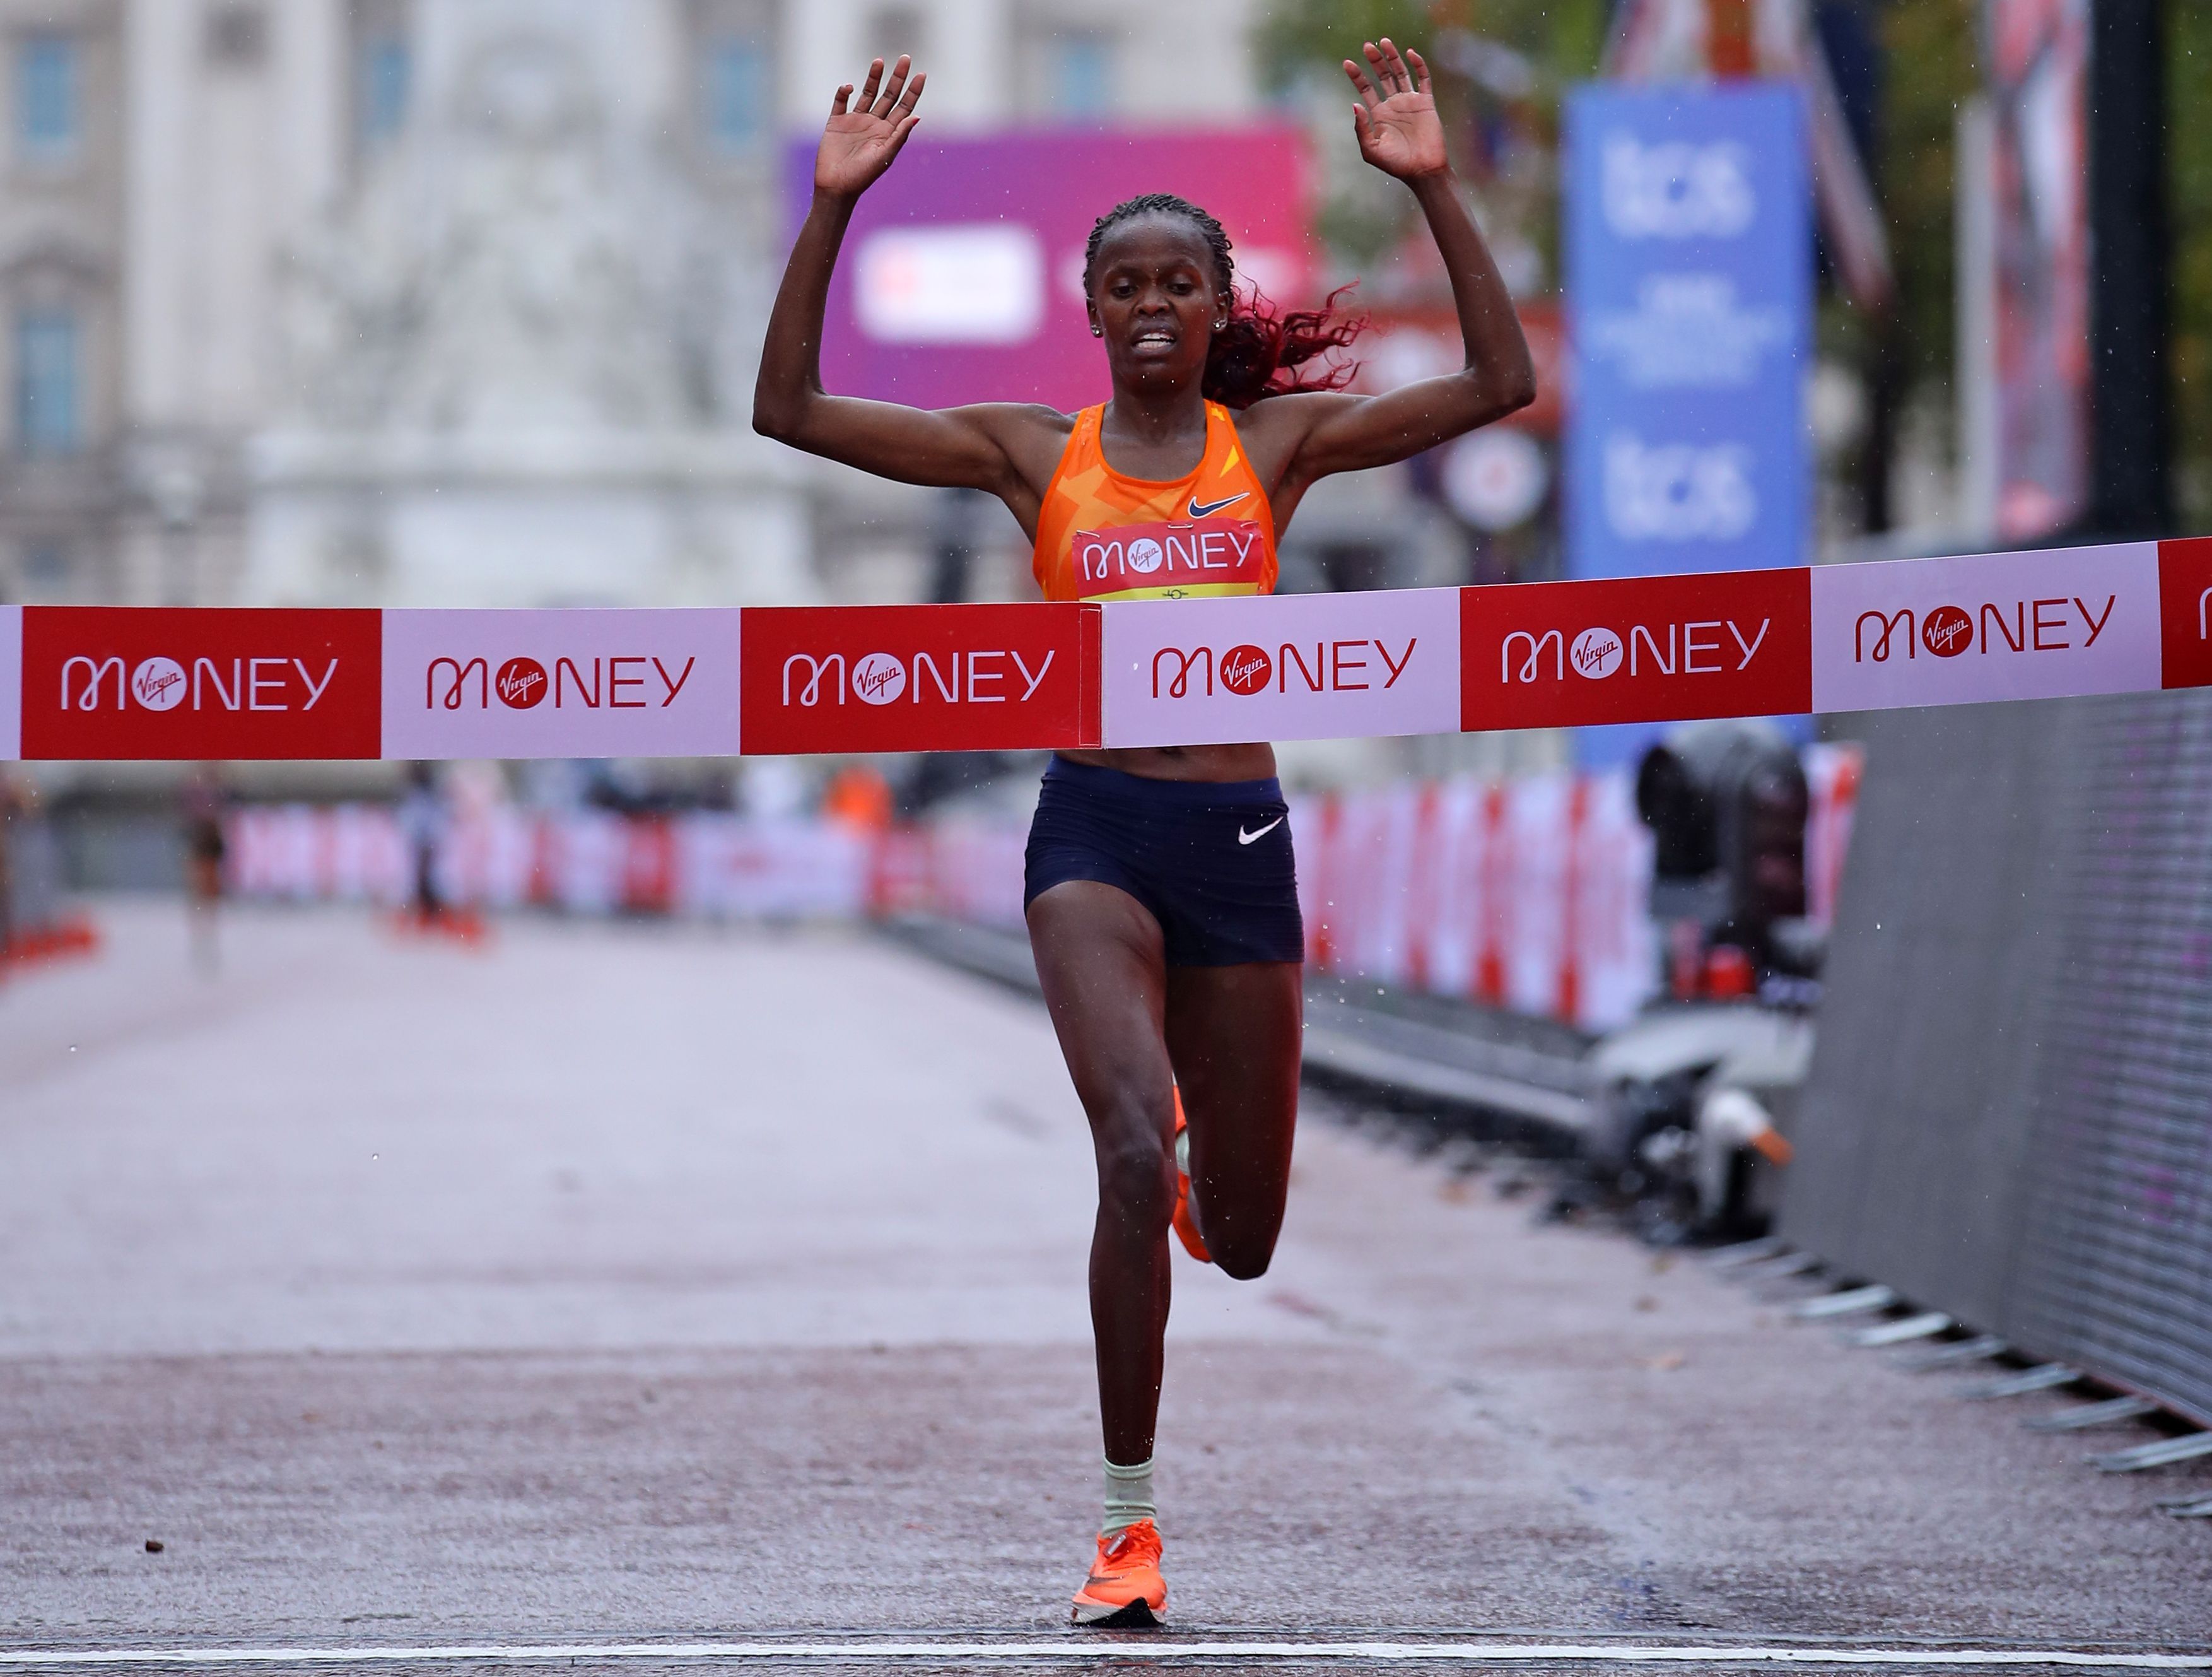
[4,537,2208,761]
[1296,748,1861,1031]
[1299,774,1656,1030]
[1803,743,1863,930]
[230,747,1857,1035]
[226,807,875,921]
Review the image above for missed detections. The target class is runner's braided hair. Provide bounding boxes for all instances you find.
[1082,193,1364,409]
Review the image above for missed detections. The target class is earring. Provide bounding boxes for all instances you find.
[1092,326,1103,338]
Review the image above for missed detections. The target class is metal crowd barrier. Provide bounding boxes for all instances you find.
[1783,691,2212,1427]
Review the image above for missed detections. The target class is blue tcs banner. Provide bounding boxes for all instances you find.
[1564,84,1810,583]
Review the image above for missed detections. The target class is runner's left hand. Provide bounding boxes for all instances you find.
[1343,38,1447,182]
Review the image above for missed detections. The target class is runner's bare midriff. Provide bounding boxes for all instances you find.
[1055,743,1277,782]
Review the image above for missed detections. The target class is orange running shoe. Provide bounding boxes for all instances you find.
[1070,1518,1167,1626]
[1169,1090,1210,1264]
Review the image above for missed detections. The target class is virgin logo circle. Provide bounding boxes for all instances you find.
[496,657,548,709]
[1922,605,1972,658]
[1570,627,1624,679]
[131,656,187,711]
[1125,537,1164,574]
[1220,644,1272,695]
[852,651,907,705]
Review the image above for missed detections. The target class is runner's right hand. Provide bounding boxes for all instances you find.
[815,56,926,200]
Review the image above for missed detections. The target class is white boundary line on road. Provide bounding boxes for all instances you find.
[1,1644,2207,1670]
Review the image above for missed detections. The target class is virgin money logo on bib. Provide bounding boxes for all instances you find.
[1074,520,1267,600]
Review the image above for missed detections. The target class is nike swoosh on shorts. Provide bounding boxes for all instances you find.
[1238,817,1285,845]
[1188,493,1247,519]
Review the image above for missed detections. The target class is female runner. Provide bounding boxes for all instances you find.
[754,37,1533,1626]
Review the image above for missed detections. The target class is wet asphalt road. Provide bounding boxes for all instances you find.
[1,901,2208,1672]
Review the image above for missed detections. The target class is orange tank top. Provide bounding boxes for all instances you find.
[1032,402,1278,603]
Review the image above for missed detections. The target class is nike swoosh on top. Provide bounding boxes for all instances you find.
[1188,493,1247,519]
[1238,816,1285,845]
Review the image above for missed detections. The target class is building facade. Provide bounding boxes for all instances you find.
[0,0,1266,611]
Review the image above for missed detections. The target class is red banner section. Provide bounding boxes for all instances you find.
[20,607,382,760]
[739,602,1099,756]
[1461,568,1811,731]
[2158,536,2212,689]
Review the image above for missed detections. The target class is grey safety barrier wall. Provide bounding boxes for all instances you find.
[1782,693,2212,1425]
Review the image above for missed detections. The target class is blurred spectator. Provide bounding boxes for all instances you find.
[396,763,449,923]
[0,770,26,962]
[739,758,810,820]
[178,763,231,972]
[822,765,894,832]
[446,760,509,826]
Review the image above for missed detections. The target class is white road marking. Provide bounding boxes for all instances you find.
[1,1643,2205,1669]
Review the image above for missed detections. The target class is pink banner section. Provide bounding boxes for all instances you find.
[1100,588,1461,749]
[0,607,19,762]
[3,539,2209,761]
[1810,542,2162,713]
[382,609,744,760]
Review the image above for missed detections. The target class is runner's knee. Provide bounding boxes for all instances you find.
[1094,1112,1175,1240]
[1204,1222,1279,1281]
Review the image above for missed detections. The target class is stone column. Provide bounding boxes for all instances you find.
[121,0,194,432]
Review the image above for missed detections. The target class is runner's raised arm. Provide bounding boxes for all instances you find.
[751,55,1065,531]
[1236,39,1536,516]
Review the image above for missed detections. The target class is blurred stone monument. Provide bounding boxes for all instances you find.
[245,0,812,607]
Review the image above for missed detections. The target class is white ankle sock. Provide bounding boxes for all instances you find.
[1101,1455,1156,1538]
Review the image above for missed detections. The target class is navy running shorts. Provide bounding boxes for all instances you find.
[1022,756,1304,967]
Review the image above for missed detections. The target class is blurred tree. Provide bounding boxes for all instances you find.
[1260,0,1608,83]
[1256,0,1610,269]
[1868,0,1972,406]
[1839,0,1972,536]
[1840,0,2210,534]
[1256,0,2210,534]
[2172,2,2212,527]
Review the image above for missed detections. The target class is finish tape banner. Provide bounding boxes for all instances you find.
[4,538,2208,761]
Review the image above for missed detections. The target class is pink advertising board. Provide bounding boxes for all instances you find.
[0,607,18,761]
[1987,0,2092,540]
[381,609,744,760]
[785,127,1315,412]
[1101,589,1462,749]
[1808,543,2161,714]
